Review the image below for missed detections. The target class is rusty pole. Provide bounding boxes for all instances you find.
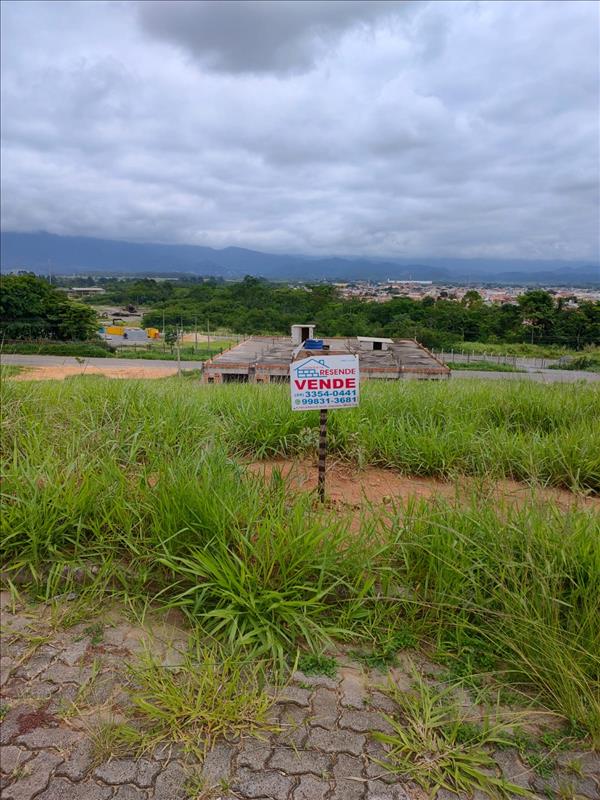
[318,408,328,503]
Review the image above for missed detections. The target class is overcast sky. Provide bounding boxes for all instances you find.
[1,0,598,260]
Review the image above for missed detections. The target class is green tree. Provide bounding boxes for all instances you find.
[164,327,179,352]
[517,290,555,343]
[0,275,98,340]
[461,289,484,308]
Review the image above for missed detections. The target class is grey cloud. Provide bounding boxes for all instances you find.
[136,0,409,74]
[0,0,598,261]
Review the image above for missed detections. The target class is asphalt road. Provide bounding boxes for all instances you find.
[1,354,202,370]
[450,368,599,382]
[2,354,598,382]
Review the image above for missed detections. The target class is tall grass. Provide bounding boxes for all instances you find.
[385,503,600,741]
[1,375,599,738]
[3,376,599,490]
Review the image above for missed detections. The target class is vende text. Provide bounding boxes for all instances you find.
[294,378,356,390]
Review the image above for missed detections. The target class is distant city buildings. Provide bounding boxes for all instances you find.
[332,281,600,305]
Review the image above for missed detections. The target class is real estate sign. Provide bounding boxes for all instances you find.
[290,354,360,410]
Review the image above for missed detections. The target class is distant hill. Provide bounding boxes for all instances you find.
[1,231,598,285]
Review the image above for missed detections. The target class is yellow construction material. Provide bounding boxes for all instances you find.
[146,328,160,339]
[106,325,125,335]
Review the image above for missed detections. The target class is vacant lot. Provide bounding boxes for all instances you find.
[1,376,599,798]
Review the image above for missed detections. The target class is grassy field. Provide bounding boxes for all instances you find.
[1,375,599,741]
[453,342,600,359]
[117,341,234,361]
[448,361,526,372]
[1,339,234,361]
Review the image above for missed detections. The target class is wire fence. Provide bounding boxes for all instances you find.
[429,349,567,370]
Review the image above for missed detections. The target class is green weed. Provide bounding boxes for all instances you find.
[114,643,275,759]
[373,666,532,798]
[297,653,338,678]
[385,502,600,742]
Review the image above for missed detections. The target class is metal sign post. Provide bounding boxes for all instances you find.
[318,408,328,503]
[291,352,359,502]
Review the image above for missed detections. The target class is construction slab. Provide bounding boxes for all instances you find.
[203,335,450,383]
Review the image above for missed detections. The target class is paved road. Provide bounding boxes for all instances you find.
[451,368,599,382]
[3,354,598,382]
[1,354,202,370]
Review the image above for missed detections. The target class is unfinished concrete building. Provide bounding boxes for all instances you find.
[203,326,450,384]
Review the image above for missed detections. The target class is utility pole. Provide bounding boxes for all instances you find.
[177,327,182,377]
[207,317,211,355]
[194,316,198,350]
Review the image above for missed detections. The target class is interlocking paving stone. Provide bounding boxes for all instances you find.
[46,684,79,714]
[339,710,393,734]
[85,674,118,705]
[0,706,28,745]
[310,688,339,729]
[5,605,600,800]
[388,668,413,693]
[101,625,131,648]
[492,750,534,790]
[364,738,393,782]
[36,777,112,800]
[55,739,94,781]
[531,773,600,800]
[331,752,366,800]
[237,737,271,771]
[231,766,294,800]
[16,726,81,749]
[42,663,93,685]
[112,785,149,799]
[0,745,32,775]
[93,758,160,787]
[1,750,63,800]
[59,640,88,667]
[151,742,187,762]
[556,750,600,776]
[366,780,412,800]
[153,761,188,800]
[293,773,331,799]
[14,649,57,681]
[22,680,59,700]
[276,686,312,707]
[279,703,309,727]
[268,746,331,776]
[1,656,13,687]
[340,670,367,709]
[272,705,310,749]
[271,724,310,750]
[307,726,366,756]
[368,692,398,715]
[292,670,339,690]
[200,740,236,785]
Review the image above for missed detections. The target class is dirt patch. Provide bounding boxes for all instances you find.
[11,365,178,381]
[16,706,59,735]
[247,458,599,512]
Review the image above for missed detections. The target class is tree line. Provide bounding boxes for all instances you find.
[138,277,599,350]
[2,274,598,350]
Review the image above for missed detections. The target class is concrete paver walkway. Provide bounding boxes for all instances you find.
[1,593,598,800]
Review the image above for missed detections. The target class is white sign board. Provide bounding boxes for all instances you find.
[290,354,360,411]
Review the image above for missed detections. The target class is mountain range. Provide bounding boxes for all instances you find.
[1,231,599,285]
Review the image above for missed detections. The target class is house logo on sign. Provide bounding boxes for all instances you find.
[294,358,329,379]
